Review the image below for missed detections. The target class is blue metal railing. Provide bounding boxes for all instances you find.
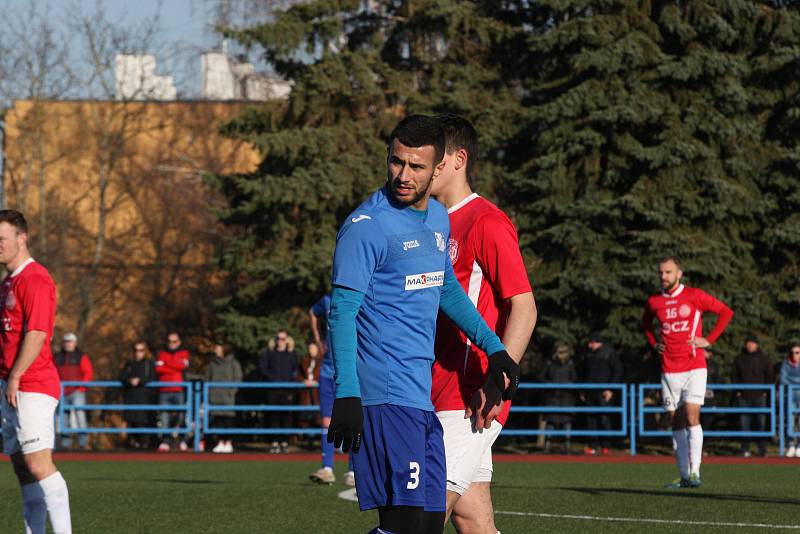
[56,381,795,455]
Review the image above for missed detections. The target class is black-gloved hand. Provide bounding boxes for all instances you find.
[488,350,520,401]
[327,396,364,453]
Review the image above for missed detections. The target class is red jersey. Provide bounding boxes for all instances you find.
[431,194,532,426]
[642,284,733,374]
[0,259,60,399]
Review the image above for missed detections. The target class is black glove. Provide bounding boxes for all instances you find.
[327,396,364,453]
[488,350,520,401]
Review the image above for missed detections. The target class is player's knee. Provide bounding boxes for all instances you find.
[23,454,54,481]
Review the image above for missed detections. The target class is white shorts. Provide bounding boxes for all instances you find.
[0,379,58,456]
[661,368,707,411]
[437,410,503,495]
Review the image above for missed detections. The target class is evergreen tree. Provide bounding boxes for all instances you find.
[208,1,529,361]
[507,0,800,372]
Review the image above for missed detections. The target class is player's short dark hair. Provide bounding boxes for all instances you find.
[658,255,682,270]
[0,209,28,234]
[436,113,478,183]
[388,114,445,166]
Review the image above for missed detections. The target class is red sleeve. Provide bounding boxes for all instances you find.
[80,355,94,381]
[18,274,56,334]
[473,212,532,299]
[155,351,169,375]
[695,289,733,344]
[642,302,657,347]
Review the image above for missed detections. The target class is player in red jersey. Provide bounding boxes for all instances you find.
[431,115,537,533]
[642,256,733,489]
[0,210,72,533]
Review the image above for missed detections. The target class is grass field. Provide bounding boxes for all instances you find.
[2,456,800,533]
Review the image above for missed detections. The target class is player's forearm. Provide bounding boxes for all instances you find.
[705,305,733,344]
[502,292,536,364]
[9,330,47,380]
[439,271,505,355]
[329,285,365,398]
[309,312,322,345]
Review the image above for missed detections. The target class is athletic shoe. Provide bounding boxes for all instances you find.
[742,450,752,458]
[212,442,226,453]
[179,441,189,452]
[786,446,796,457]
[309,467,336,485]
[688,473,702,488]
[224,442,234,453]
[601,448,610,456]
[343,470,356,487]
[664,477,690,489]
[583,447,596,456]
[280,441,289,454]
[157,442,170,452]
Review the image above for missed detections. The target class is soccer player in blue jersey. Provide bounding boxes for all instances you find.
[308,293,355,486]
[327,115,520,534]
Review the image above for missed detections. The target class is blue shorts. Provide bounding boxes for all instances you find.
[319,376,335,419]
[352,404,445,512]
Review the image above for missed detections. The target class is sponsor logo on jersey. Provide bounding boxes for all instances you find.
[405,271,445,291]
[351,214,371,223]
[679,304,691,318]
[5,291,15,310]
[403,239,420,251]
[448,238,459,264]
[434,232,446,252]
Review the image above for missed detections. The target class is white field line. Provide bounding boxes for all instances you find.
[495,511,800,530]
[338,488,358,502]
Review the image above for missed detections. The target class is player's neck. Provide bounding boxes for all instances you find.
[662,283,684,297]
[436,180,474,210]
[5,250,32,275]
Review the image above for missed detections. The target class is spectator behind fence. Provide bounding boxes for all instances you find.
[701,347,723,431]
[119,341,156,449]
[538,342,577,453]
[781,343,800,457]
[733,334,774,457]
[580,332,623,456]
[259,329,298,453]
[206,343,243,454]
[55,332,93,450]
[155,331,191,452]
[298,342,321,427]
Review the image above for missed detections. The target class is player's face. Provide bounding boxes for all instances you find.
[658,260,682,292]
[387,139,443,209]
[0,222,26,268]
[791,346,800,363]
[63,340,77,352]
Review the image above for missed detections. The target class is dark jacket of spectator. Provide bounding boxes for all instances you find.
[155,346,190,393]
[734,348,774,400]
[581,345,623,385]
[120,357,156,425]
[55,348,94,395]
[539,356,577,424]
[206,353,243,417]
[259,337,298,382]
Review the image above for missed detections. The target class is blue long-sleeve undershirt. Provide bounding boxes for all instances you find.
[439,270,506,357]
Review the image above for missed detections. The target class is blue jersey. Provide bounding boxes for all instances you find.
[332,185,452,411]
[310,294,334,379]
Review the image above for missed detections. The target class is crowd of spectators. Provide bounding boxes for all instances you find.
[51,329,800,457]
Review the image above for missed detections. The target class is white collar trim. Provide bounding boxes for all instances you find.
[662,283,684,298]
[447,193,480,214]
[9,258,35,278]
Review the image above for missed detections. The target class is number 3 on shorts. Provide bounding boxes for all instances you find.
[407,461,420,490]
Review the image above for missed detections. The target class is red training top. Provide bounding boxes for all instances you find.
[642,284,733,374]
[0,259,60,399]
[431,194,532,426]
[55,351,94,394]
[155,348,190,393]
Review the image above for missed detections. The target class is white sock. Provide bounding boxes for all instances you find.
[39,471,72,534]
[687,424,703,476]
[673,429,690,479]
[21,481,47,534]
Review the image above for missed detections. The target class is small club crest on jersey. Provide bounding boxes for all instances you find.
[448,238,459,264]
[434,232,446,252]
[679,304,691,318]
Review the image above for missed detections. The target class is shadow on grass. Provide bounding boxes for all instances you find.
[559,487,800,506]
[84,478,229,485]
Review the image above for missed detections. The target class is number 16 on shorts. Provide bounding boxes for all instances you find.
[407,461,420,489]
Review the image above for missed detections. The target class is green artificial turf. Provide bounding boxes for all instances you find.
[1,460,799,533]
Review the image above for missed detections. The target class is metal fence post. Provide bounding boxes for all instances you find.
[779,384,785,457]
[194,381,202,453]
[629,384,636,456]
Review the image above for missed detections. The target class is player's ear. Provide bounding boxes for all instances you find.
[455,148,468,171]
